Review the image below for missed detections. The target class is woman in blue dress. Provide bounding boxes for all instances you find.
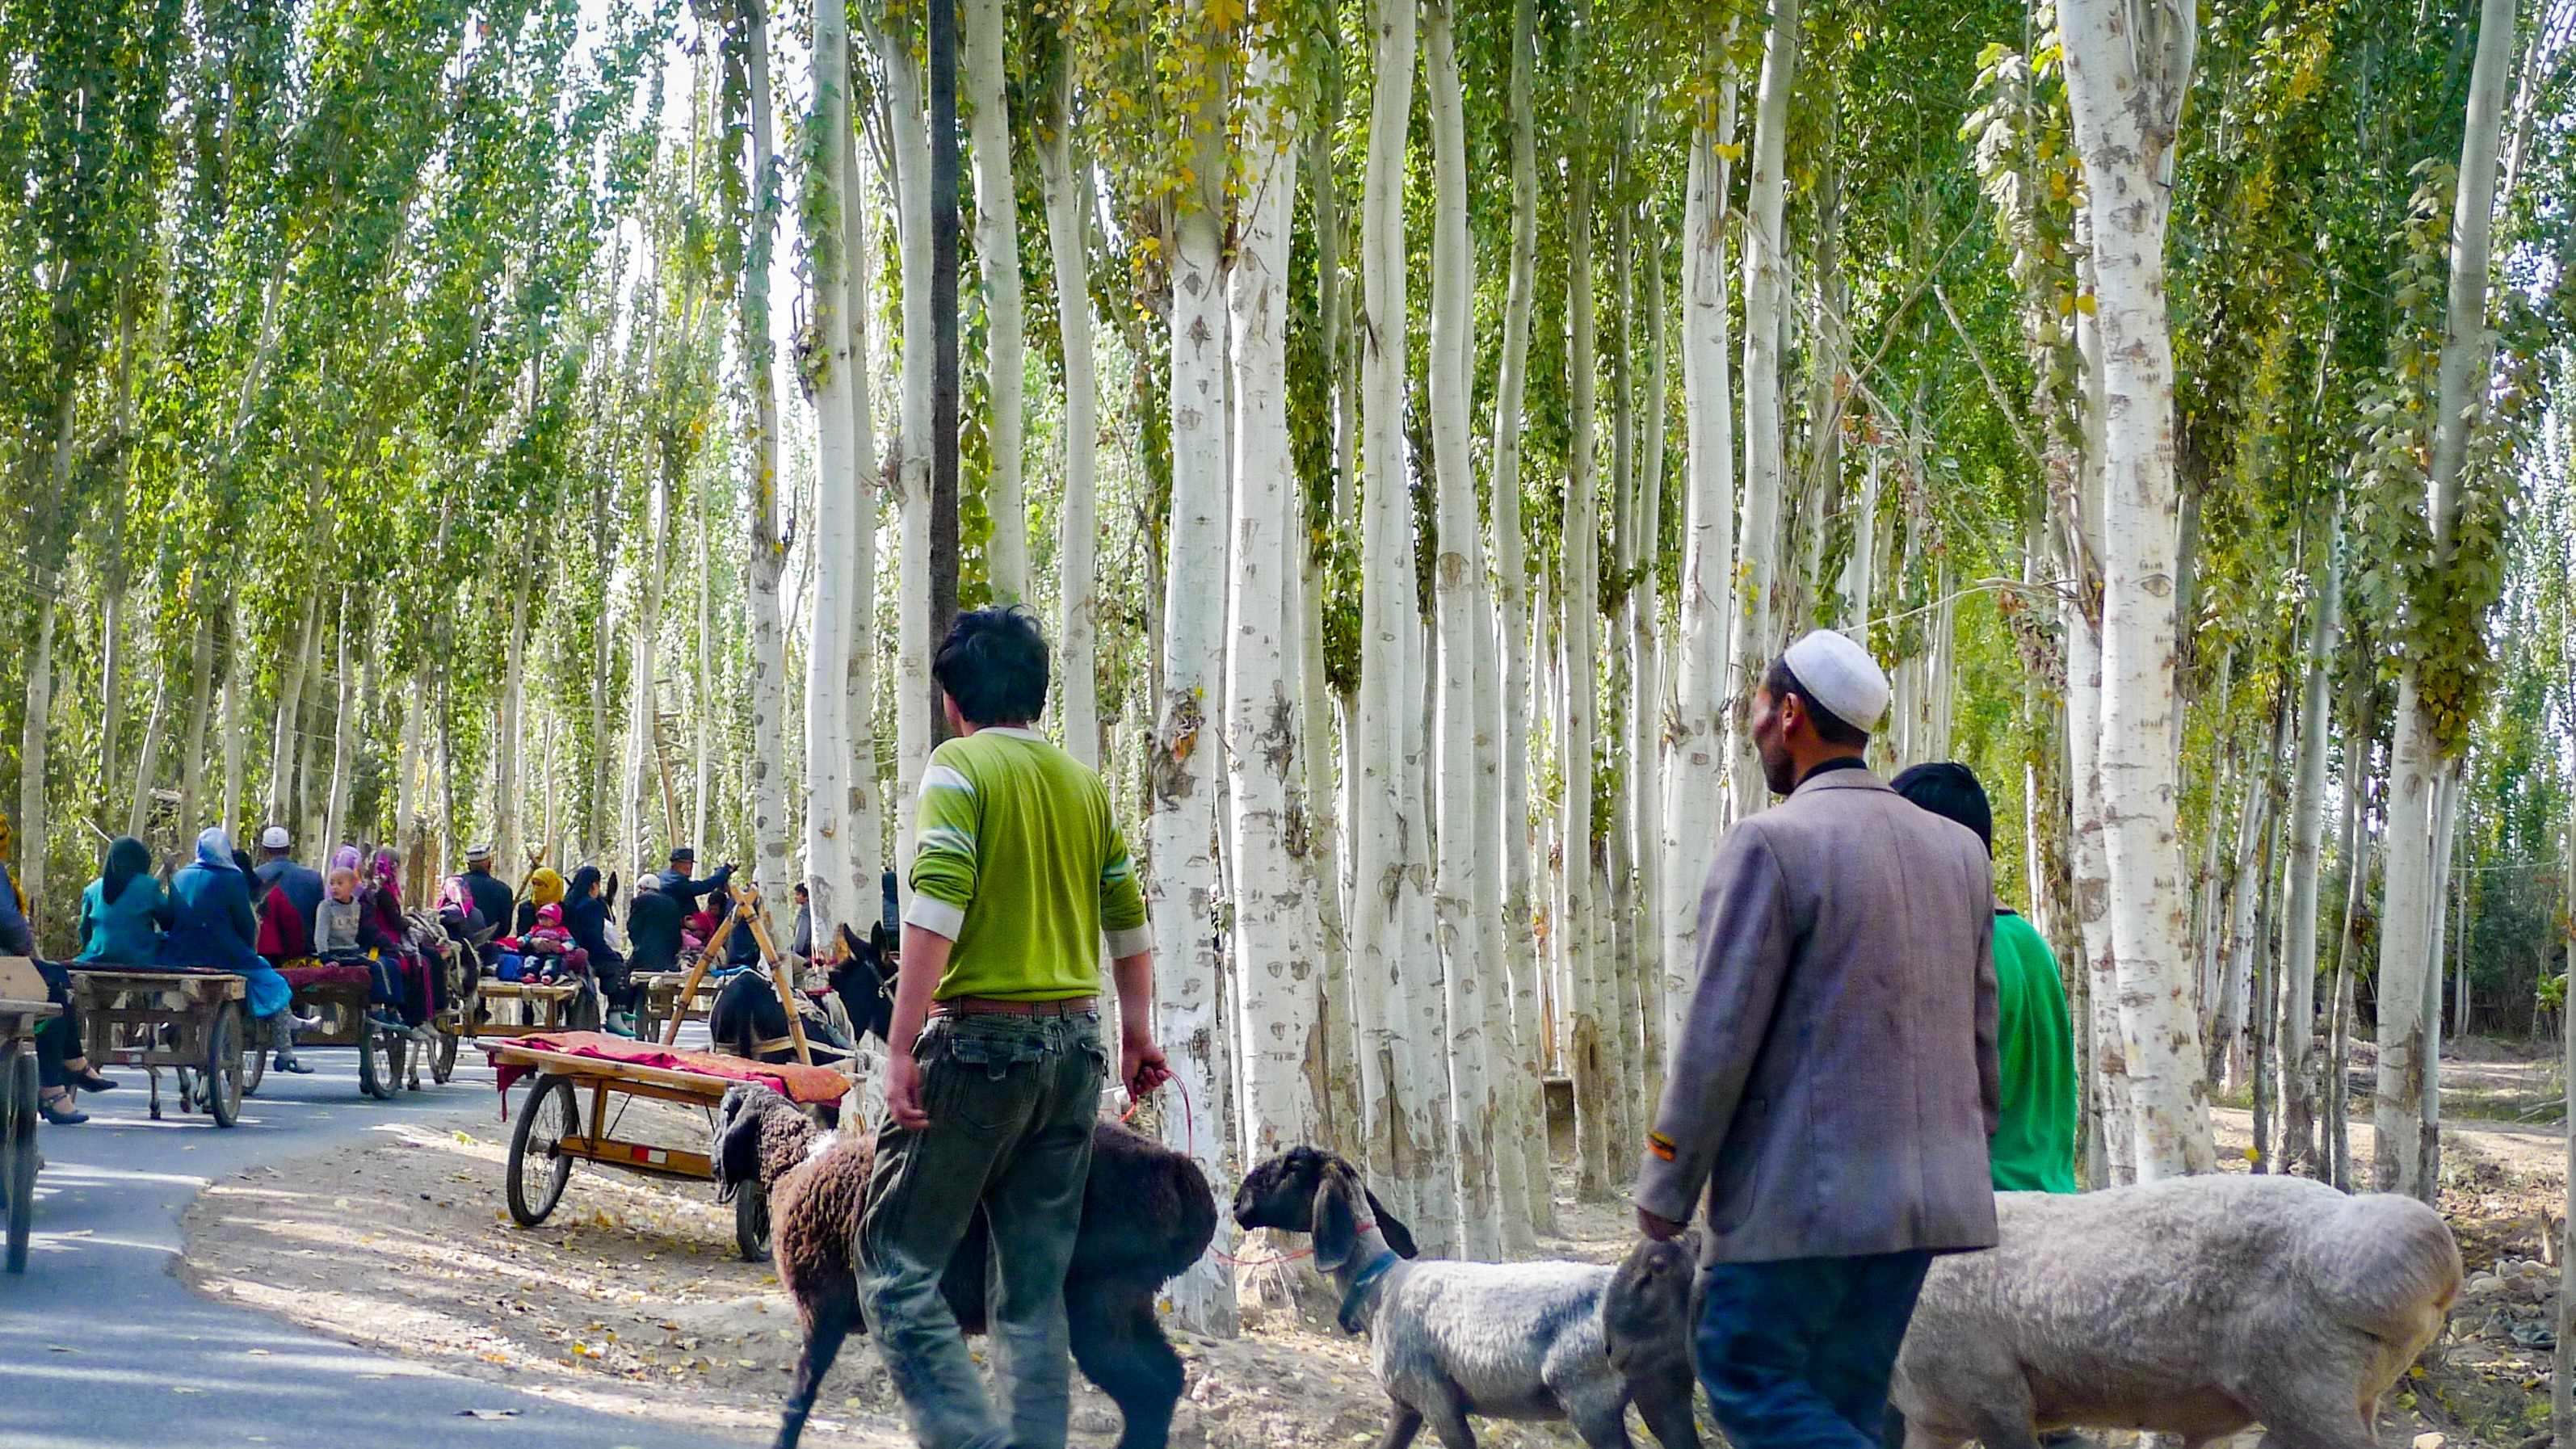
[160,828,308,1073]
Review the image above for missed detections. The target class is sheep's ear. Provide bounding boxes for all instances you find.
[1312,1167,1364,1273]
[1363,1186,1418,1259]
[715,1104,764,1190]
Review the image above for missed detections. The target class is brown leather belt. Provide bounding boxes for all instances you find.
[929,994,1097,1018]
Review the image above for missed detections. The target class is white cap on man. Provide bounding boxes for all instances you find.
[260,825,291,850]
[1781,630,1891,733]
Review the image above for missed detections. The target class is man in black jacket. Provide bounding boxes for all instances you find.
[452,844,516,943]
[626,873,687,976]
[655,847,734,918]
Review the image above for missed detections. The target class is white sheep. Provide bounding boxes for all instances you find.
[1890,1174,2460,1449]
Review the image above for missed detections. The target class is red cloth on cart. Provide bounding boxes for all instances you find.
[485,1031,849,1105]
[280,961,374,990]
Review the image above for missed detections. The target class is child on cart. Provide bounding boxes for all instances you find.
[317,867,410,1034]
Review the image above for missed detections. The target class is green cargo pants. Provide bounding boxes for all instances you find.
[855,1010,1107,1449]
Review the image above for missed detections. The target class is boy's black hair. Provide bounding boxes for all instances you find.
[1891,762,1994,856]
[1762,657,1870,748]
[934,606,1050,726]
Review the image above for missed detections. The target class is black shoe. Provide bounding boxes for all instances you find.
[39,1095,87,1125]
[69,1068,119,1093]
[272,1052,317,1075]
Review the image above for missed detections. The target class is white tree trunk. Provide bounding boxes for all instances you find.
[2061,0,2214,1180]
[321,601,359,858]
[843,94,885,923]
[221,611,244,843]
[1225,56,1325,1170]
[177,614,215,838]
[19,590,55,918]
[870,5,937,894]
[743,1,792,935]
[1489,0,1552,1241]
[1561,85,1610,1204]
[963,0,1026,603]
[124,653,168,843]
[1351,0,1440,1240]
[1042,65,1100,768]
[1633,231,1669,1100]
[1726,0,1796,821]
[1665,97,1735,1060]
[498,542,533,870]
[2279,504,2342,1175]
[1148,94,1237,1330]
[2374,0,2515,1202]
[267,598,313,831]
[1425,0,1502,1258]
[802,0,862,943]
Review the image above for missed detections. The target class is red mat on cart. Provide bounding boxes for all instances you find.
[484,1030,849,1105]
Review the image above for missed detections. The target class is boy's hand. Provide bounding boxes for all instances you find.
[885,1049,930,1130]
[1122,1030,1170,1101]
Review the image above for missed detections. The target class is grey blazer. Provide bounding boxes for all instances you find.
[1637,766,2002,1264]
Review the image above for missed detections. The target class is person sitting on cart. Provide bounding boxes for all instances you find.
[655,847,733,918]
[514,867,566,939]
[624,872,685,979]
[249,850,309,972]
[447,843,516,953]
[365,849,434,1028]
[505,902,590,984]
[11,823,122,1125]
[316,867,408,1034]
[162,828,313,1075]
[563,866,631,1035]
[254,826,324,960]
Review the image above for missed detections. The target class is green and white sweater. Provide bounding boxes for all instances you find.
[902,726,1153,1002]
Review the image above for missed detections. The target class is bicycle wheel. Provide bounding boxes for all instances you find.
[504,1074,577,1226]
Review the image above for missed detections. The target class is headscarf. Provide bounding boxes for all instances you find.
[371,848,401,897]
[330,845,362,874]
[569,865,602,901]
[102,836,152,905]
[527,868,566,908]
[536,902,565,928]
[196,827,238,870]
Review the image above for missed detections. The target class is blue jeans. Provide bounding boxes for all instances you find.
[1694,1250,1935,1449]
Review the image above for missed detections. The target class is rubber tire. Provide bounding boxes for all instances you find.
[505,1074,576,1226]
[242,1030,266,1097]
[734,1179,771,1262]
[205,1006,246,1128]
[431,1028,457,1085]
[6,1046,36,1272]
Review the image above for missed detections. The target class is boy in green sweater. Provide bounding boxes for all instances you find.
[858,607,1167,1449]
[1892,762,2079,1193]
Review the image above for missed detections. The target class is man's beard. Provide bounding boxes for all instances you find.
[1759,737,1796,796]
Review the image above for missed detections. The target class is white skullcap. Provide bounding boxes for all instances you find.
[1782,630,1890,733]
[260,825,291,850]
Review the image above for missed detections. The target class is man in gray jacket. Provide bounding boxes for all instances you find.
[1637,629,2001,1449]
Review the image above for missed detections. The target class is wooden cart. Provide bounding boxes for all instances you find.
[630,969,718,1048]
[0,960,60,1272]
[487,1033,848,1262]
[256,960,414,1100]
[65,967,250,1127]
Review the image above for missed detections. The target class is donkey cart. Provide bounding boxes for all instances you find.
[65,967,250,1127]
[0,962,61,1271]
[485,1031,847,1262]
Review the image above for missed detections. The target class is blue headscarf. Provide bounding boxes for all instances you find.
[195,828,238,870]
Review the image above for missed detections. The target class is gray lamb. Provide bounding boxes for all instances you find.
[1893,1174,2458,1449]
[1234,1147,1696,1449]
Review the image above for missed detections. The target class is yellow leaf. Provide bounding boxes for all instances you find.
[2073,293,2098,316]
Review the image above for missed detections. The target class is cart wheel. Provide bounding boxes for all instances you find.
[431,1028,458,1085]
[242,1037,265,1097]
[734,1179,771,1262]
[505,1074,576,1226]
[384,1027,410,1094]
[205,1006,246,1128]
[358,1020,393,1100]
[632,1007,660,1045]
[5,1044,37,1272]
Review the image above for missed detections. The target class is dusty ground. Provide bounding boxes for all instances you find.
[178,1092,1642,1449]
[180,1042,2574,1449]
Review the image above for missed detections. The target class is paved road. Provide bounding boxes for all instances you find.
[0,1035,748,1449]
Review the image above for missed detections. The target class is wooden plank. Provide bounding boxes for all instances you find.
[559,1136,713,1181]
[488,1043,847,1102]
[0,958,48,1001]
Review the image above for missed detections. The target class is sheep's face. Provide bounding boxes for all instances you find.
[1233,1146,1419,1258]
[1602,1230,1700,1377]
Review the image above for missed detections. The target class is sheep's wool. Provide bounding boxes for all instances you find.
[802,1130,839,1166]
[1784,630,1890,732]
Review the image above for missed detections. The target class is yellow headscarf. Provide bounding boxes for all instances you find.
[527,868,566,908]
